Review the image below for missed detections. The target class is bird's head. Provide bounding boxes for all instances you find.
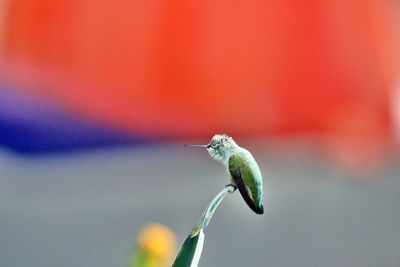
[185,134,238,164]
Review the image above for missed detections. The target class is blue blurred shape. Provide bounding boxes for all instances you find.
[0,86,148,154]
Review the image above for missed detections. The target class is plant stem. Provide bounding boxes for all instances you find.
[200,185,236,231]
[172,185,237,267]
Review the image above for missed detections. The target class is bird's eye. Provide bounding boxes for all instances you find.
[213,144,221,149]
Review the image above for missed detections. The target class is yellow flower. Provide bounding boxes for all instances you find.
[138,224,177,262]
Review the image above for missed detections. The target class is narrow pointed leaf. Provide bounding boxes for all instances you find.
[172,185,236,267]
[172,227,204,267]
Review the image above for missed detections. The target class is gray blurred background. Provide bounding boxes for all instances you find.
[1,140,399,267]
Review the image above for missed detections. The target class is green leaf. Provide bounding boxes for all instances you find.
[172,185,236,267]
[172,227,204,267]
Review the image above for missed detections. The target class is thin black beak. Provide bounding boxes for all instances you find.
[184,144,210,148]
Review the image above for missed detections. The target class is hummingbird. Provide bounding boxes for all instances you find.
[186,134,264,214]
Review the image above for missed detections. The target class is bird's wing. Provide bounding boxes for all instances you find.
[228,154,263,214]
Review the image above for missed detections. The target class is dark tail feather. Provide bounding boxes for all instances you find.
[231,168,264,215]
[256,204,264,215]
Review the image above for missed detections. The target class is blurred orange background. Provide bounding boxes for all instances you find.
[2,0,399,135]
